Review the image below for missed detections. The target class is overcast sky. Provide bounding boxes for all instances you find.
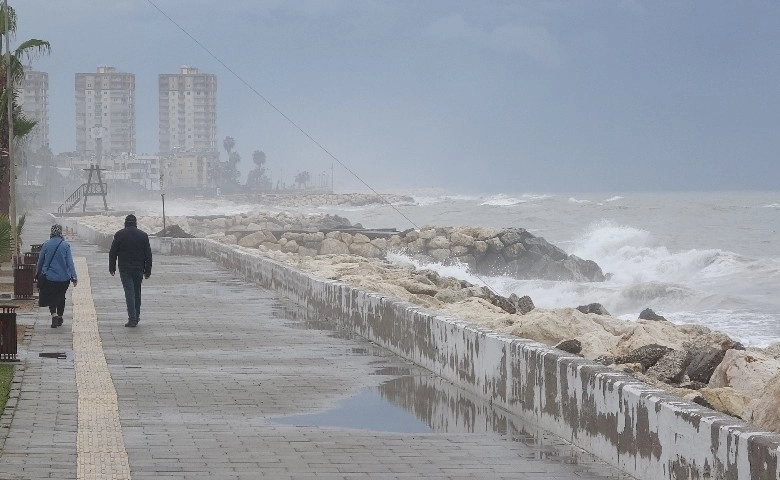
[12,0,780,193]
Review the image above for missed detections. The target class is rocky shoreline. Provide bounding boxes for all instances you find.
[74,207,780,433]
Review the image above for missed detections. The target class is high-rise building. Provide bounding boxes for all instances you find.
[18,68,49,153]
[158,66,217,153]
[75,65,136,158]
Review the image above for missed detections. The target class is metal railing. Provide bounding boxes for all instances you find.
[57,182,108,213]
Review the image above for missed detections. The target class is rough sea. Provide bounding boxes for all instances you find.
[128,190,780,348]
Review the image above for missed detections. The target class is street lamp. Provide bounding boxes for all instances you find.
[160,170,166,236]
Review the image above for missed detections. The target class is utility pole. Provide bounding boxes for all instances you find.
[160,170,166,235]
[4,0,17,259]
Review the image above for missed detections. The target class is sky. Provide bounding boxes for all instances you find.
[11,0,780,193]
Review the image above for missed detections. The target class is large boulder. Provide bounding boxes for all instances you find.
[555,339,582,355]
[686,349,726,384]
[395,278,439,297]
[684,331,744,353]
[319,238,350,255]
[577,303,611,316]
[523,237,568,261]
[611,320,699,356]
[760,342,780,360]
[507,308,630,359]
[479,287,516,314]
[699,387,752,418]
[743,373,780,433]
[509,294,535,315]
[237,231,267,248]
[708,349,780,395]
[349,242,384,258]
[638,308,667,321]
[614,344,673,370]
[646,349,692,384]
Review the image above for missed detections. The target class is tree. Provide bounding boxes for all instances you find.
[246,149,271,192]
[0,5,51,215]
[212,135,241,193]
[294,170,310,189]
[222,136,235,155]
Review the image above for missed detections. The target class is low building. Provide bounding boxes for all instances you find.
[160,150,217,191]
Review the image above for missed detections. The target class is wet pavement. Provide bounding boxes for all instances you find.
[0,211,634,479]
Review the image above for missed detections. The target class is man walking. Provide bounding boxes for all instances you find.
[109,214,152,327]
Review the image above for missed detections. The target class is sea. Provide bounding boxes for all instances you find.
[125,190,780,348]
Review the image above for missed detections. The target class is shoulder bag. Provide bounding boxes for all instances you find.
[37,239,64,286]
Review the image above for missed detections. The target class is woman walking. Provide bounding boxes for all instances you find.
[36,224,78,328]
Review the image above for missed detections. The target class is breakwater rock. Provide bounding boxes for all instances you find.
[225,192,415,207]
[242,226,604,282]
[390,226,605,282]
[82,211,604,282]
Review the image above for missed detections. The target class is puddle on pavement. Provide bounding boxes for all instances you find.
[269,300,633,478]
[274,387,432,433]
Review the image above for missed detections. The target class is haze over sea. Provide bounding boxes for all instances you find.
[127,190,780,348]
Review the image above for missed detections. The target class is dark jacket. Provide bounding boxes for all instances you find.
[109,226,152,275]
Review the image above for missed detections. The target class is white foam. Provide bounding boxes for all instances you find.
[411,194,479,206]
[480,194,525,206]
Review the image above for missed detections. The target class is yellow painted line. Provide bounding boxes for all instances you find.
[72,257,132,479]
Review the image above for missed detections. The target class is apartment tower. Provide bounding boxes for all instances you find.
[75,65,136,158]
[158,66,217,153]
[18,68,49,153]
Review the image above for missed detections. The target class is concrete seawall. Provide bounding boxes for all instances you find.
[71,222,780,480]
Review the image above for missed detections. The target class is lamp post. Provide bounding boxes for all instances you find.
[160,170,166,236]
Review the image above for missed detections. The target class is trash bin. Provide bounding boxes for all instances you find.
[14,264,36,299]
[0,304,19,362]
[24,251,39,265]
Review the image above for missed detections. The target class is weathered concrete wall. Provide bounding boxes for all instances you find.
[68,221,780,480]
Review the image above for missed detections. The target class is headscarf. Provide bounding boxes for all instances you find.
[50,224,63,238]
[125,214,137,227]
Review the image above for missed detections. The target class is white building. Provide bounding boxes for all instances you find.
[102,153,161,191]
[19,68,49,153]
[75,65,136,157]
[158,66,217,154]
[160,150,217,190]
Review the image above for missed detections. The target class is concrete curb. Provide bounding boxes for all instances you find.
[67,220,780,480]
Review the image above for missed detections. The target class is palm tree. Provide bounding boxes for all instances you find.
[223,136,235,156]
[0,5,52,216]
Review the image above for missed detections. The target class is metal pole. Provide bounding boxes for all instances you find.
[161,193,166,236]
[4,0,17,258]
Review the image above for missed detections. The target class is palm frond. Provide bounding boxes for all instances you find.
[13,109,36,139]
[14,39,52,62]
[0,6,18,38]
[15,213,25,256]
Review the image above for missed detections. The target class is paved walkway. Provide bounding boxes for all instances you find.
[0,212,632,479]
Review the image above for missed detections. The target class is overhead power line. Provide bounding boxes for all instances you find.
[145,0,420,230]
